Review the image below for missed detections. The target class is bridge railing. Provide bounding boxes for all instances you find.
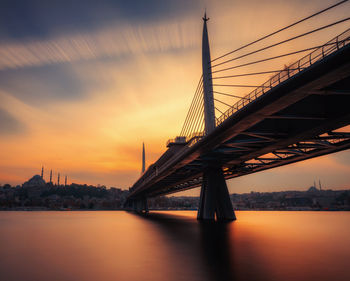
[215,28,350,128]
[186,132,205,146]
[166,136,187,147]
[166,132,204,147]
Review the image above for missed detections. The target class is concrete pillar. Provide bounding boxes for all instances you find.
[197,166,236,221]
[143,197,149,213]
[130,197,149,214]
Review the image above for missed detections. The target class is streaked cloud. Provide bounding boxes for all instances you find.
[0,64,89,105]
[0,108,26,136]
[0,19,199,71]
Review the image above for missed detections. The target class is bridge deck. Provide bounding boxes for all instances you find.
[129,32,350,199]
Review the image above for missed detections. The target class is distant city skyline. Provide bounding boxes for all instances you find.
[2,166,348,196]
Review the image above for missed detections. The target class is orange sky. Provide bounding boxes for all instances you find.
[0,0,349,194]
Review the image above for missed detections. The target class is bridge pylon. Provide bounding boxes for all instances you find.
[125,197,149,214]
[198,165,236,221]
[198,13,236,221]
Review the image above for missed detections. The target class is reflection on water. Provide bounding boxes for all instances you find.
[0,211,349,281]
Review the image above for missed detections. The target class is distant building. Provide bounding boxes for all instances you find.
[307,186,319,193]
[22,175,46,188]
[22,175,46,198]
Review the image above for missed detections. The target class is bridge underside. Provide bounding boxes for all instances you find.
[127,42,350,215]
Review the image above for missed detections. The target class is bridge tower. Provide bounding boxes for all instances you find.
[198,13,236,221]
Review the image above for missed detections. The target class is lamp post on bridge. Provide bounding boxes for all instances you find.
[198,13,236,221]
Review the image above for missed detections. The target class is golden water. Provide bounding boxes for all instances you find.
[0,211,349,281]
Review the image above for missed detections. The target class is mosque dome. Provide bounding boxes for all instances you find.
[23,175,46,187]
[307,186,319,193]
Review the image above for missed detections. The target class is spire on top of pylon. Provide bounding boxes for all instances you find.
[203,10,209,22]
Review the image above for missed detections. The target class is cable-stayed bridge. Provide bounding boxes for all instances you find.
[126,1,350,220]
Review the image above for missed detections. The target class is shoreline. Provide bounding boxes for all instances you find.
[1,208,349,212]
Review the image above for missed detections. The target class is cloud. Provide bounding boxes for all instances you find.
[0,0,200,40]
[0,18,200,71]
[0,64,89,105]
[0,109,26,136]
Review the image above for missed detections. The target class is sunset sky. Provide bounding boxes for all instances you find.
[1,0,350,194]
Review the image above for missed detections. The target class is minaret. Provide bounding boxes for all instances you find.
[57,173,60,186]
[41,166,44,179]
[50,170,52,184]
[319,180,322,191]
[65,175,67,186]
[141,142,146,174]
[202,12,216,135]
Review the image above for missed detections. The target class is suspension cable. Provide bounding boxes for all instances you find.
[182,84,201,136]
[183,86,202,137]
[215,106,224,115]
[211,41,346,74]
[212,70,288,79]
[198,104,205,134]
[191,91,205,136]
[211,0,349,63]
[213,84,272,88]
[180,77,203,136]
[214,98,231,107]
[181,79,201,136]
[185,84,204,137]
[194,105,205,135]
[183,79,203,136]
[213,90,250,100]
[212,17,350,68]
[199,119,205,134]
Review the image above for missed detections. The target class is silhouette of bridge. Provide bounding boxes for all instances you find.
[126,2,350,220]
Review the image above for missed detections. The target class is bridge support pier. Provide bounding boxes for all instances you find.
[125,197,149,213]
[133,197,149,214]
[197,166,236,221]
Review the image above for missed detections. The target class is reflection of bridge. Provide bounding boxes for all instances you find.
[126,5,350,220]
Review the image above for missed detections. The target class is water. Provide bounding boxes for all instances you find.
[0,211,349,281]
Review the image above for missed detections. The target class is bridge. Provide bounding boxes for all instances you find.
[126,3,350,220]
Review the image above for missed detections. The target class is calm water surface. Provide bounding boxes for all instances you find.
[0,211,349,281]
